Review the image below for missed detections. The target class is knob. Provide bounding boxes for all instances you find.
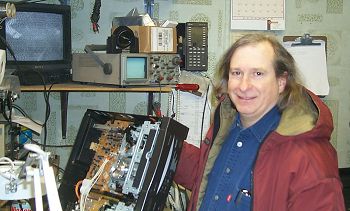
[167,75,174,81]
[158,75,164,81]
[172,56,182,65]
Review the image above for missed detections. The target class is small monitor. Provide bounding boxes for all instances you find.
[0,2,72,85]
[126,57,147,79]
[121,53,149,84]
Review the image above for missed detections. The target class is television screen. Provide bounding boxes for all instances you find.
[0,3,72,85]
[6,12,64,62]
[126,57,147,79]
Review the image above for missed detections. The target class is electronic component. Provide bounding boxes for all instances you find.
[58,110,189,211]
[72,53,182,86]
[107,26,136,54]
[176,22,208,71]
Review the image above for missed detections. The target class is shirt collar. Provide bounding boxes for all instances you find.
[235,106,281,143]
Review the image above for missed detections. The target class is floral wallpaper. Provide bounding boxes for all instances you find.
[16,0,350,168]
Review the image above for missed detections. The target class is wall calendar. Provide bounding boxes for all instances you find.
[231,0,285,30]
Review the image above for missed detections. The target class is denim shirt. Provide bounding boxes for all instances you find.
[200,106,281,211]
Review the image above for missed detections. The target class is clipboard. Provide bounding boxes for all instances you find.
[283,34,327,54]
[282,34,329,96]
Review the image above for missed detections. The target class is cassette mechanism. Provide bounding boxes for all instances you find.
[59,110,188,211]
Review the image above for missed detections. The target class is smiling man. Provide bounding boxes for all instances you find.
[174,33,345,211]
[227,40,286,128]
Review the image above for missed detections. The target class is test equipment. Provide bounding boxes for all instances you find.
[72,52,182,86]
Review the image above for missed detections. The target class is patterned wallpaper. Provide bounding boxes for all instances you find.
[16,0,350,168]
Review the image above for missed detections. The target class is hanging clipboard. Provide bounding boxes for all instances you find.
[283,34,329,96]
[283,34,327,53]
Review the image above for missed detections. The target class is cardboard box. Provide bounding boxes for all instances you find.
[128,26,177,53]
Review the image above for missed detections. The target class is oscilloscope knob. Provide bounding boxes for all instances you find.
[157,75,164,82]
[167,75,174,81]
[172,56,182,65]
[153,57,160,61]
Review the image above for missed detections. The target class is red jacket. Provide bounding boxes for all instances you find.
[174,90,345,211]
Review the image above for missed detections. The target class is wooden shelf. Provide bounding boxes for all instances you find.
[20,83,173,92]
[20,83,173,139]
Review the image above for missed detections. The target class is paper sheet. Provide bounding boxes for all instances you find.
[11,115,43,135]
[283,40,329,96]
[172,90,211,148]
[230,0,285,30]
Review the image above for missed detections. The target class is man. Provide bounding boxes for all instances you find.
[174,33,345,211]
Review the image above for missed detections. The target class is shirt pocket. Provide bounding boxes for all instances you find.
[228,190,252,211]
[236,193,251,208]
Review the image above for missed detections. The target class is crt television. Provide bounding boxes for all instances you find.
[0,2,72,85]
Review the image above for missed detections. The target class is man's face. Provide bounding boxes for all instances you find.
[228,41,286,127]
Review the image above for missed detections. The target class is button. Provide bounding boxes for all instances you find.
[214,195,219,200]
[226,194,232,202]
[236,141,243,147]
[225,168,231,174]
[203,138,210,145]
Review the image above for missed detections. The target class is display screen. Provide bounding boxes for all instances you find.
[126,57,147,79]
[5,11,64,61]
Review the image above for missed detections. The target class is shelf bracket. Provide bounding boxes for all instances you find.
[60,92,68,139]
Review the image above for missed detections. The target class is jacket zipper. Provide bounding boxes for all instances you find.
[250,170,254,211]
[250,136,267,211]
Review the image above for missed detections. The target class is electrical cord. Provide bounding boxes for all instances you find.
[42,83,54,151]
[15,0,47,4]
[91,0,101,33]
[49,162,65,174]
[170,90,176,118]
[11,104,42,126]
[11,104,27,116]
[158,81,162,108]
[151,82,162,117]
[200,85,210,141]
[17,71,52,151]
[75,180,83,201]
[80,158,109,210]
[2,86,57,150]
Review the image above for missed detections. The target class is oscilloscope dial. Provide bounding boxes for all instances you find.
[149,54,181,84]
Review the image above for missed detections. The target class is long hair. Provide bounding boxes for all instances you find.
[214,33,306,111]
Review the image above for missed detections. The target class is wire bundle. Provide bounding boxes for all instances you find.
[79,158,109,211]
[90,0,101,33]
